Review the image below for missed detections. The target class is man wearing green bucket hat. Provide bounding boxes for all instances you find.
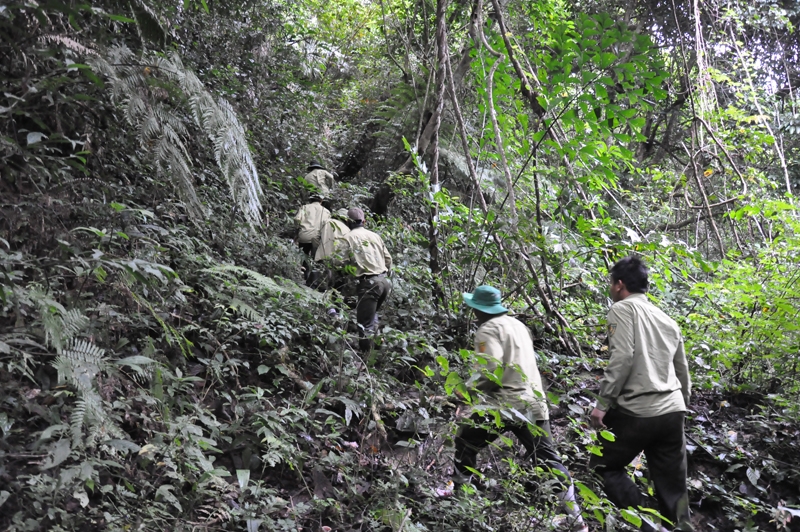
[452,285,588,532]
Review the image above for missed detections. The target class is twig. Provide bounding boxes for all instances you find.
[397,508,413,532]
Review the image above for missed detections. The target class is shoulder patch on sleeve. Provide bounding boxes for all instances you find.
[607,323,617,336]
[478,341,486,353]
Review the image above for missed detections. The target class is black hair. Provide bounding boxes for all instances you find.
[473,308,505,324]
[610,256,649,293]
[346,219,364,230]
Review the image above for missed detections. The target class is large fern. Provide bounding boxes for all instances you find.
[34,289,90,352]
[164,54,264,226]
[89,47,264,226]
[202,264,322,303]
[28,289,129,449]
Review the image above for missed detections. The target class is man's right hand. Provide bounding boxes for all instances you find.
[590,407,607,429]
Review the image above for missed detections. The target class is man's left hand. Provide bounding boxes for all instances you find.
[590,407,607,429]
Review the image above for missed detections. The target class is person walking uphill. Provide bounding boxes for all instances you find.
[335,208,392,352]
[589,256,694,532]
[453,285,589,532]
[313,208,351,291]
[315,209,350,263]
[304,160,335,197]
[293,194,330,287]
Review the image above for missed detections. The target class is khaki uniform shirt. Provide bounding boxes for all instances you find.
[314,218,350,261]
[471,314,549,422]
[294,202,330,245]
[336,226,392,276]
[597,293,691,417]
[304,169,335,196]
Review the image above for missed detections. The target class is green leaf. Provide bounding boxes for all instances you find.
[106,14,136,23]
[0,413,12,437]
[746,467,760,486]
[27,132,47,146]
[444,372,463,395]
[600,430,616,441]
[104,439,141,453]
[620,509,642,527]
[568,403,584,416]
[81,68,105,88]
[304,379,324,406]
[237,469,251,490]
[41,439,71,470]
[156,484,183,512]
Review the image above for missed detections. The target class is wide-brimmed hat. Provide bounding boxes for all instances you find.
[334,208,349,220]
[309,193,325,202]
[462,285,508,314]
[307,160,325,171]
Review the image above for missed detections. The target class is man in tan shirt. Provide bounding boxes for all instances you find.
[314,209,350,262]
[452,285,588,532]
[335,207,391,352]
[303,160,335,198]
[293,194,330,287]
[590,256,694,532]
[313,209,350,291]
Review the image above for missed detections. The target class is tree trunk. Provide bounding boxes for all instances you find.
[427,0,449,303]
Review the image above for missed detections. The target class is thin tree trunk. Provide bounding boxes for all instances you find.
[428,0,449,303]
[396,0,479,174]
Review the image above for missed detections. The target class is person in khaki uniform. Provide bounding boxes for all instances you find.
[335,207,391,352]
[293,194,330,287]
[314,208,350,262]
[452,285,588,532]
[590,256,693,532]
[313,209,350,291]
[304,160,335,197]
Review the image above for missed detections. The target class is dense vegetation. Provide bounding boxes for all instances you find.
[2,0,800,530]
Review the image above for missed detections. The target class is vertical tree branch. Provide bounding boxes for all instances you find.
[476,0,517,225]
[428,0,449,301]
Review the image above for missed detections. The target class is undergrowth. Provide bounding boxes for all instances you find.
[3,1,800,532]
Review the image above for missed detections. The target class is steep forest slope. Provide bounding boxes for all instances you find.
[2,1,800,531]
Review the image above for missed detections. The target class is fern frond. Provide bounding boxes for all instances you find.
[31,288,67,350]
[84,390,127,449]
[228,298,263,323]
[168,53,264,226]
[106,44,135,64]
[55,339,107,393]
[61,308,90,342]
[70,399,88,448]
[42,308,65,352]
[202,265,322,303]
[40,34,98,56]
[92,46,263,225]
[130,0,167,48]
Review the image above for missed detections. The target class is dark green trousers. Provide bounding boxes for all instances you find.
[355,274,391,351]
[454,416,573,489]
[590,410,694,532]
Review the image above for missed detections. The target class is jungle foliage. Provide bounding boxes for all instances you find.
[2,0,800,531]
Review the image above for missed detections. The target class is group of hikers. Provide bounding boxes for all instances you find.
[453,257,693,532]
[292,161,392,353]
[291,162,693,532]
